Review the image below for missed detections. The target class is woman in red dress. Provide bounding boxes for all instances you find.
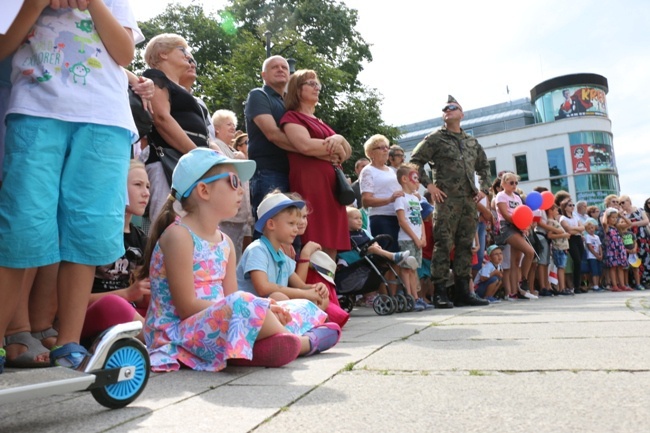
[280,70,352,260]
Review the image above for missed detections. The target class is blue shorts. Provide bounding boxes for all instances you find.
[586,258,602,277]
[552,248,568,269]
[418,258,432,279]
[0,114,130,267]
[475,275,500,298]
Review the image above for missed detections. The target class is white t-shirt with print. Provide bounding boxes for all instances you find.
[359,164,402,217]
[584,233,602,259]
[394,192,423,241]
[8,1,144,139]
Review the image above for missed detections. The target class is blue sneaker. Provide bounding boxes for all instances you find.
[413,298,426,311]
[486,296,501,303]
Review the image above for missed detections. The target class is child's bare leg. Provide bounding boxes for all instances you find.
[558,268,566,291]
[0,267,28,346]
[485,280,501,298]
[608,267,618,287]
[55,262,95,346]
[29,264,59,348]
[617,267,626,287]
[502,269,511,296]
[409,270,419,299]
[257,309,290,340]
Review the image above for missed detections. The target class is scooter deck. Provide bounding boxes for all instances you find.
[0,367,95,404]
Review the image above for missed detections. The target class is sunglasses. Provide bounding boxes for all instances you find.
[507,181,518,186]
[373,145,389,151]
[566,203,575,207]
[611,200,619,204]
[188,57,196,66]
[302,80,322,90]
[442,105,461,112]
[182,172,240,198]
[392,153,404,158]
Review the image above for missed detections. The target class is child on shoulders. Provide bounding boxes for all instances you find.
[394,165,428,311]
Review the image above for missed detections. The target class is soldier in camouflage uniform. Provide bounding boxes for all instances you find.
[410,96,491,308]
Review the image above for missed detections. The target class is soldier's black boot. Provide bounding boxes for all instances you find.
[432,280,454,309]
[453,278,489,307]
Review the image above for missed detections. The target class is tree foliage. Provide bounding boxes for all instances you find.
[135,0,401,175]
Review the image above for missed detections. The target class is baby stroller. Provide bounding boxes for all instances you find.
[335,234,414,315]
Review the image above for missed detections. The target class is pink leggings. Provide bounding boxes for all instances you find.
[82,294,140,340]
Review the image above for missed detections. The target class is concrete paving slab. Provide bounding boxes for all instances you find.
[358,336,650,372]
[255,370,650,433]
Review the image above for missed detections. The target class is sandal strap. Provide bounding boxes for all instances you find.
[31,327,58,341]
[50,342,88,368]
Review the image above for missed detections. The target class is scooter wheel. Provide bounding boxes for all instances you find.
[91,338,150,409]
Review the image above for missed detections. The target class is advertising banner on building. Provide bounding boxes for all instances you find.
[554,86,607,120]
[571,144,615,174]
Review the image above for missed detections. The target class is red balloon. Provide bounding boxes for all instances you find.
[540,191,555,211]
[512,205,534,230]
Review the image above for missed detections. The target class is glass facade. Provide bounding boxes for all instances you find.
[546,148,569,194]
[534,85,608,123]
[574,174,619,207]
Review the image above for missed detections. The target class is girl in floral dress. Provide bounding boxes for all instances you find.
[603,208,631,292]
[139,149,309,371]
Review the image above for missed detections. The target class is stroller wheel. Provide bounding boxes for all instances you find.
[339,296,354,313]
[395,294,407,313]
[404,294,415,312]
[373,294,394,316]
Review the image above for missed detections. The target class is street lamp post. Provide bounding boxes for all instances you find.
[265,31,272,58]
[287,58,296,74]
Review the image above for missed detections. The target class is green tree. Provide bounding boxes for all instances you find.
[136,0,401,175]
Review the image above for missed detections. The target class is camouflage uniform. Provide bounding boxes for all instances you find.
[410,127,491,286]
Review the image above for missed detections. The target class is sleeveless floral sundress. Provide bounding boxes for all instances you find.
[145,218,326,372]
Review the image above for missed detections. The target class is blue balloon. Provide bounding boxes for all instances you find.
[525,191,543,211]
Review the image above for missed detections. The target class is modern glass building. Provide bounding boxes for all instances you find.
[397,73,618,207]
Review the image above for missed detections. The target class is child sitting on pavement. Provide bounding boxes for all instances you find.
[394,164,429,311]
[474,245,504,303]
[236,191,341,355]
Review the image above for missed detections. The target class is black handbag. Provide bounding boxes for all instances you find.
[334,165,355,206]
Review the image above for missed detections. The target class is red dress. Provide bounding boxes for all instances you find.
[280,111,350,251]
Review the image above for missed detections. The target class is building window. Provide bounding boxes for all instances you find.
[546,148,568,194]
[514,154,529,181]
[489,159,497,181]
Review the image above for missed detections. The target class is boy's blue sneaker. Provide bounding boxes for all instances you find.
[413,298,426,311]
[486,296,501,303]
[393,251,410,264]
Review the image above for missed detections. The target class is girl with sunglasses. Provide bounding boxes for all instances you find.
[495,172,536,300]
[138,149,307,371]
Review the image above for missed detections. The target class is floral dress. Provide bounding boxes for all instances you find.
[145,219,272,372]
[145,219,326,372]
[604,225,627,268]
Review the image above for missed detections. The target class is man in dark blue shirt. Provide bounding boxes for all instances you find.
[245,56,296,220]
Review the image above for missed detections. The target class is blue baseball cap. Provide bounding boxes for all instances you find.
[255,193,305,233]
[420,200,434,219]
[172,148,256,200]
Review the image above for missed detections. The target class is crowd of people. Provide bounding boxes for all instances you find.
[0,2,647,375]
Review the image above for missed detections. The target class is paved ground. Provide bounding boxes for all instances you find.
[2,291,649,433]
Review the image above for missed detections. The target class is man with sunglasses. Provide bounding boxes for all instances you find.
[410,95,491,308]
[387,145,405,172]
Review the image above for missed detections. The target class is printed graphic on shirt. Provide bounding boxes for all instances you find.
[19,9,103,87]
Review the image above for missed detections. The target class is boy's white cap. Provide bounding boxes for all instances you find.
[309,250,336,285]
[254,193,305,233]
[172,148,256,200]
[605,207,619,216]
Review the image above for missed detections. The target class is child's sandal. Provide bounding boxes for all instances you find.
[50,342,89,370]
